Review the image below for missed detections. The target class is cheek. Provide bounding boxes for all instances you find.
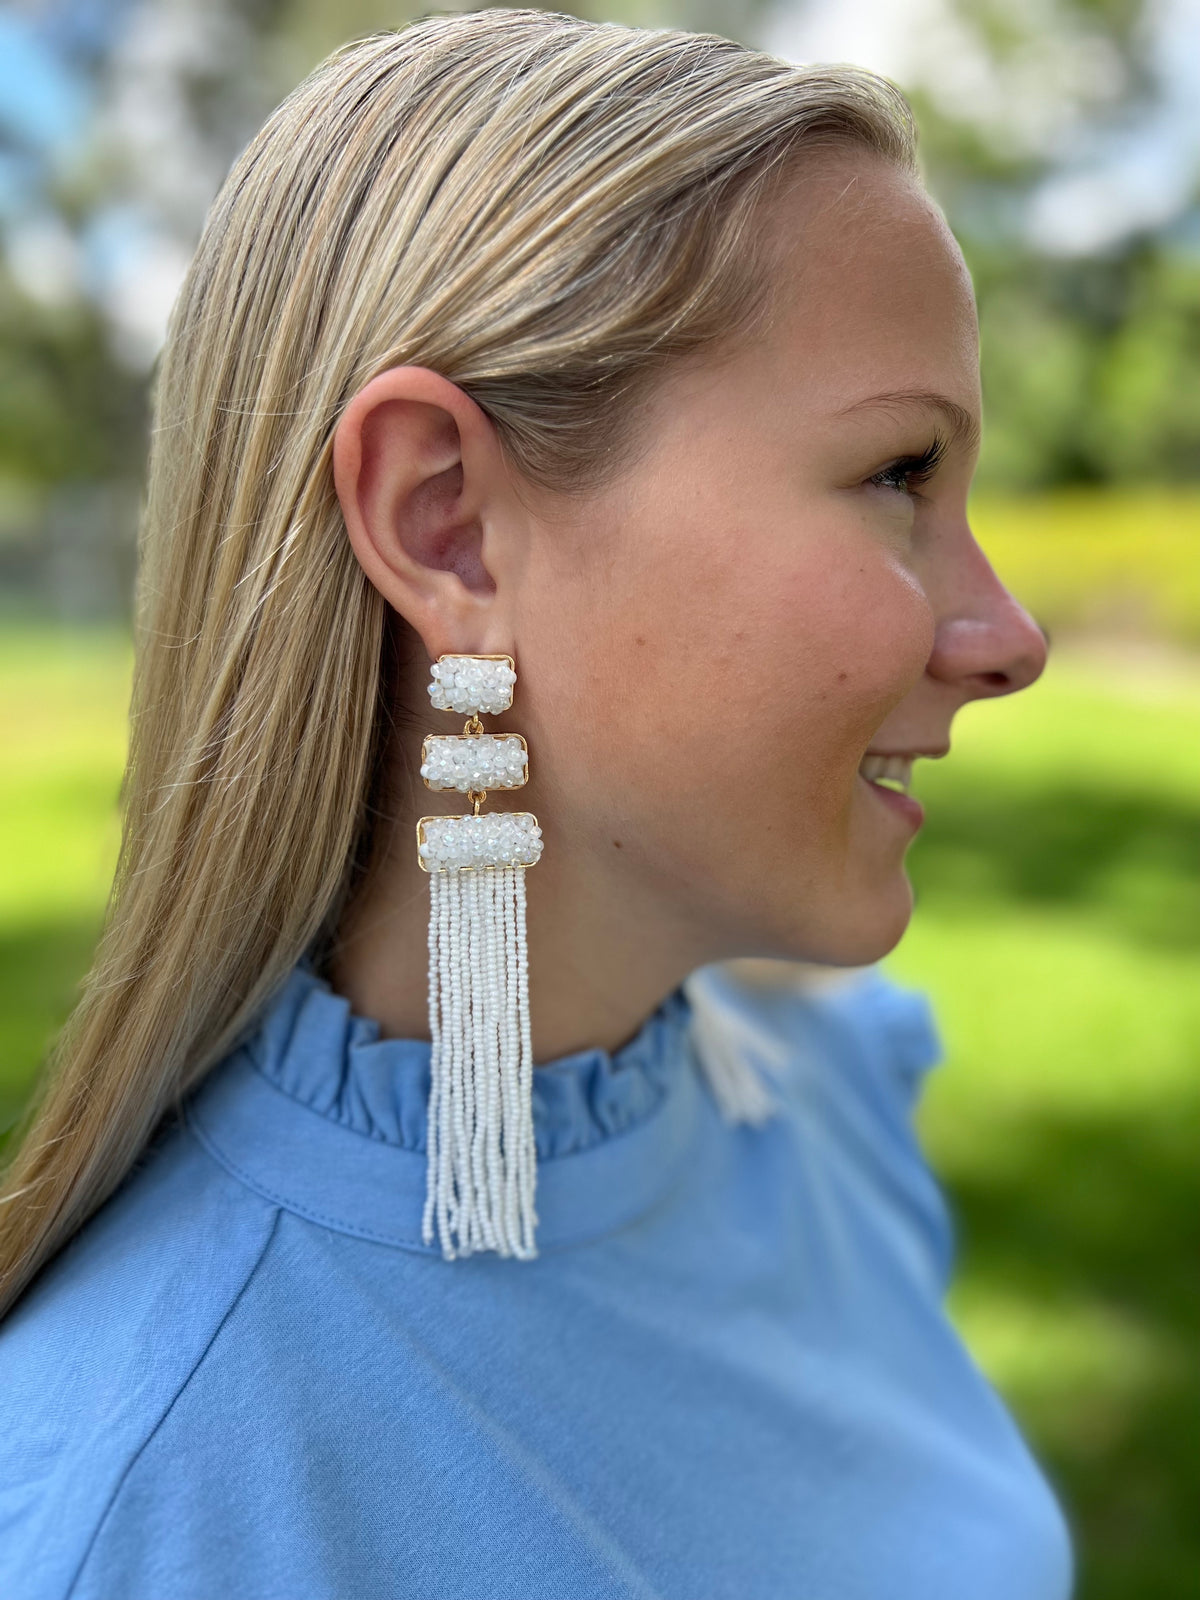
[764,545,935,761]
[558,520,930,828]
[718,561,931,833]
[524,523,754,829]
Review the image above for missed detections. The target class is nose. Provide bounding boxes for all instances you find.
[926,534,1049,700]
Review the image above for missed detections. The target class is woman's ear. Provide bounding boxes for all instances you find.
[332,366,515,658]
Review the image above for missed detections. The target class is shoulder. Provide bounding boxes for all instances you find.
[685,958,955,1290]
[686,957,945,1117]
[0,1110,280,1600]
[797,961,946,1117]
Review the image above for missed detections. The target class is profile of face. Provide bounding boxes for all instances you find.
[334,147,1048,1041]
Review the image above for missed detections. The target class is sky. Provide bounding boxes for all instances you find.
[1,0,1199,364]
[0,8,88,209]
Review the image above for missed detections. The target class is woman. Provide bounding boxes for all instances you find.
[0,10,1073,1596]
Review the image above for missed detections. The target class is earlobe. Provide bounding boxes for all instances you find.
[332,366,506,647]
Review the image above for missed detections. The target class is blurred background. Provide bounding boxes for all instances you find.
[1,0,1197,1594]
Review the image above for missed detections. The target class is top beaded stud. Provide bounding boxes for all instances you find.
[427,654,517,717]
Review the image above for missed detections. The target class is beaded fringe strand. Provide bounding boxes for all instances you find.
[422,863,539,1260]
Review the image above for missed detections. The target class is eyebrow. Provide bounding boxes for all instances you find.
[835,389,982,454]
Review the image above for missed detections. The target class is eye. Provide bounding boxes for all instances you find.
[866,433,948,497]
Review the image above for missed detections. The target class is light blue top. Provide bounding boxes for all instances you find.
[0,956,1075,1599]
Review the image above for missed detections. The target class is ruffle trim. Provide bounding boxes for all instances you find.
[244,960,696,1161]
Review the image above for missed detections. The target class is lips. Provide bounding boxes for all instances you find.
[857,745,939,829]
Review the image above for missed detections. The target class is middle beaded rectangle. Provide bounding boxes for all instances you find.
[420,733,529,793]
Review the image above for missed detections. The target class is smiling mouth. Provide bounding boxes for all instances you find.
[858,752,915,794]
[856,750,939,830]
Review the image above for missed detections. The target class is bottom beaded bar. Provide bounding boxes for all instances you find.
[417,811,543,872]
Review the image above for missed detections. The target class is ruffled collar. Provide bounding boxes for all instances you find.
[183,958,707,1256]
[254,958,695,1160]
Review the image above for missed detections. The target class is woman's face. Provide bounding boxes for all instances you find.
[504,148,1047,971]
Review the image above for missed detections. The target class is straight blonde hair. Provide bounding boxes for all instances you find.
[0,9,918,1318]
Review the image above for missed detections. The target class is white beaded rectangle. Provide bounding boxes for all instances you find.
[420,734,528,792]
[416,812,543,871]
[427,654,516,716]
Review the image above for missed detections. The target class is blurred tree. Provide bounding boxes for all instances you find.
[897,0,1200,488]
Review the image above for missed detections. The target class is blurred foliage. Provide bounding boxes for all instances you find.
[0,284,146,488]
[905,0,1200,490]
[3,624,1198,1597]
[973,247,1200,488]
[972,488,1200,645]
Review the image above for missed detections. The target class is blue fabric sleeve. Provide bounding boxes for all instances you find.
[0,1122,280,1600]
[810,967,958,1296]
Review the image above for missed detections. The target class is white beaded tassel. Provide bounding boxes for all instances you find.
[419,653,541,1262]
[683,987,781,1128]
[421,862,539,1259]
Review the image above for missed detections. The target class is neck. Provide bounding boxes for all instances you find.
[325,790,715,1065]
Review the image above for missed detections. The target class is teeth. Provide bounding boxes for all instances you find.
[859,753,914,793]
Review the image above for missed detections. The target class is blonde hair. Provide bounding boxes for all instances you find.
[0,9,918,1317]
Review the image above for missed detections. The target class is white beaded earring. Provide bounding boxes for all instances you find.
[416,653,544,1261]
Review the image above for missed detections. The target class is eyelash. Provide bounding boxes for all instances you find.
[867,433,949,496]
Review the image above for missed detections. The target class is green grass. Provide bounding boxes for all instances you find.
[3,622,1198,1598]
[0,626,130,1134]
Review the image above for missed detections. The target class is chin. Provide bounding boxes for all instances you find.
[793,874,914,969]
